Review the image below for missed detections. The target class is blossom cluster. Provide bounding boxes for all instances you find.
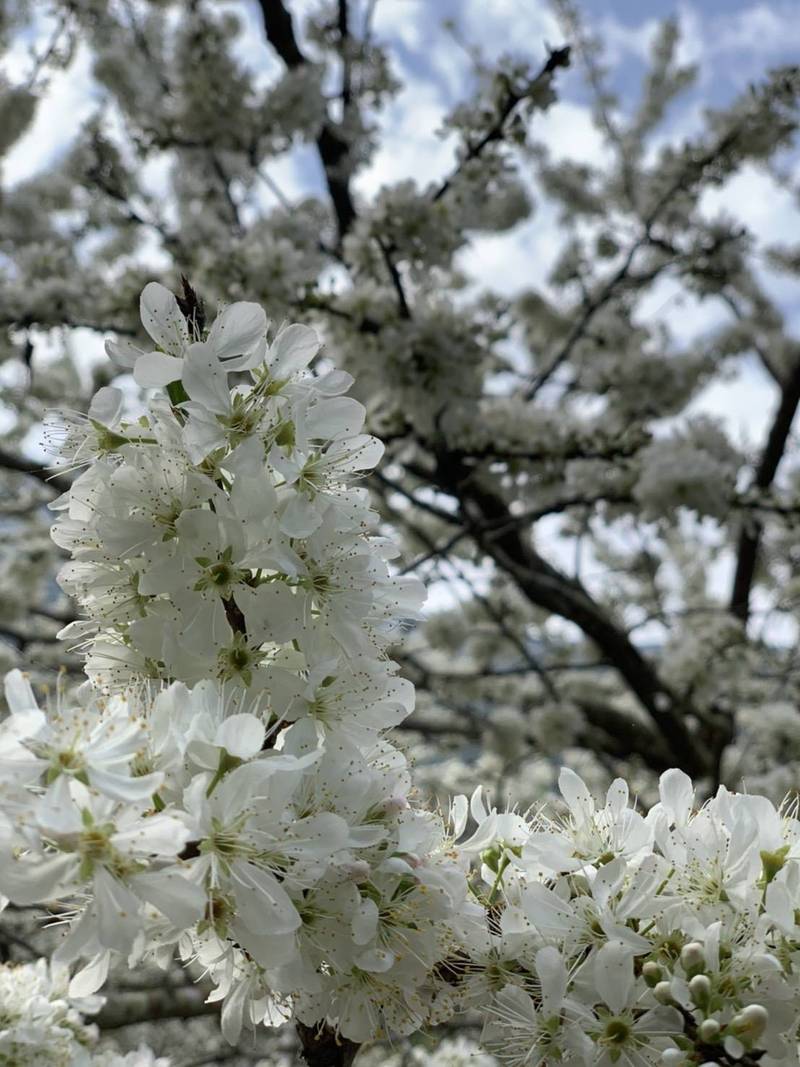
[447,768,800,1065]
[3,282,800,1064]
[0,284,466,1044]
[0,958,167,1066]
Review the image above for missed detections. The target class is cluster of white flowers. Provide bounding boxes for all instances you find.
[0,284,466,1046]
[447,767,800,1065]
[0,959,98,1066]
[357,1035,499,1066]
[0,958,167,1066]
[4,282,800,1063]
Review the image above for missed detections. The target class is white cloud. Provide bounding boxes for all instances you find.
[457,204,562,298]
[598,13,661,66]
[712,2,800,56]
[533,100,611,166]
[636,276,729,345]
[688,357,777,451]
[458,0,563,61]
[355,81,457,198]
[4,44,98,186]
[701,164,799,247]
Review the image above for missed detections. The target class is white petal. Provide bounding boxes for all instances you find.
[313,369,353,396]
[279,493,323,538]
[140,281,189,355]
[130,870,206,928]
[182,342,230,415]
[105,337,143,370]
[237,583,302,645]
[594,940,635,1014]
[305,397,365,440]
[88,767,164,803]
[269,323,319,377]
[0,851,75,904]
[69,951,111,997]
[215,714,265,760]
[220,977,249,1044]
[208,302,267,360]
[133,351,184,388]
[93,867,142,952]
[355,946,395,972]
[233,862,300,934]
[450,794,469,838]
[352,897,379,945]
[605,778,629,818]
[36,776,82,835]
[112,813,189,857]
[470,784,489,823]
[3,668,37,714]
[88,386,124,427]
[327,434,384,471]
[558,766,593,824]
[536,945,568,1015]
[658,768,694,824]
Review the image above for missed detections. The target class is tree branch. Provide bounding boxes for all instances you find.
[0,448,72,494]
[95,986,218,1029]
[256,0,357,240]
[432,46,571,203]
[730,352,800,622]
[434,460,711,775]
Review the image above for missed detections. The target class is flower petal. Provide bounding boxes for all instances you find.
[133,351,184,388]
[140,281,189,355]
[208,302,267,360]
[269,323,319,377]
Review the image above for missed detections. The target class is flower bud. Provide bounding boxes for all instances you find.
[698,1018,721,1043]
[680,941,705,974]
[653,981,675,1005]
[381,795,409,816]
[688,974,712,1008]
[731,1004,768,1040]
[661,1050,683,1066]
[642,961,662,987]
[481,844,503,873]
[340,860,371,882]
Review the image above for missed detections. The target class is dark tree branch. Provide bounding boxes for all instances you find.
[432,459,711,776]
[0,449,71,494]
[257,0,357,240]
[432,46,571,203]
[526,124,745,399]
[730,352,800,622]
[95,986,218,1029]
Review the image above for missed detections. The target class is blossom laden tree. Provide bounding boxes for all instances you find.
[1,0,800,1062]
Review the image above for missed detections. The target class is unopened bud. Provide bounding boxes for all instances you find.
[340,860,370,882]
[698,1018,721,1043]
[481,844,503,873]
[680,941,705,974]
[688,974,712,1007]
[642,961,662,987]
[653,981,675,1005]
[381,795,408,816]
[732,1004,768,1040]
[661,1049,683,1066]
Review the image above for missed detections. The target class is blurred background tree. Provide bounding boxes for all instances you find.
[0,1,799,1060]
